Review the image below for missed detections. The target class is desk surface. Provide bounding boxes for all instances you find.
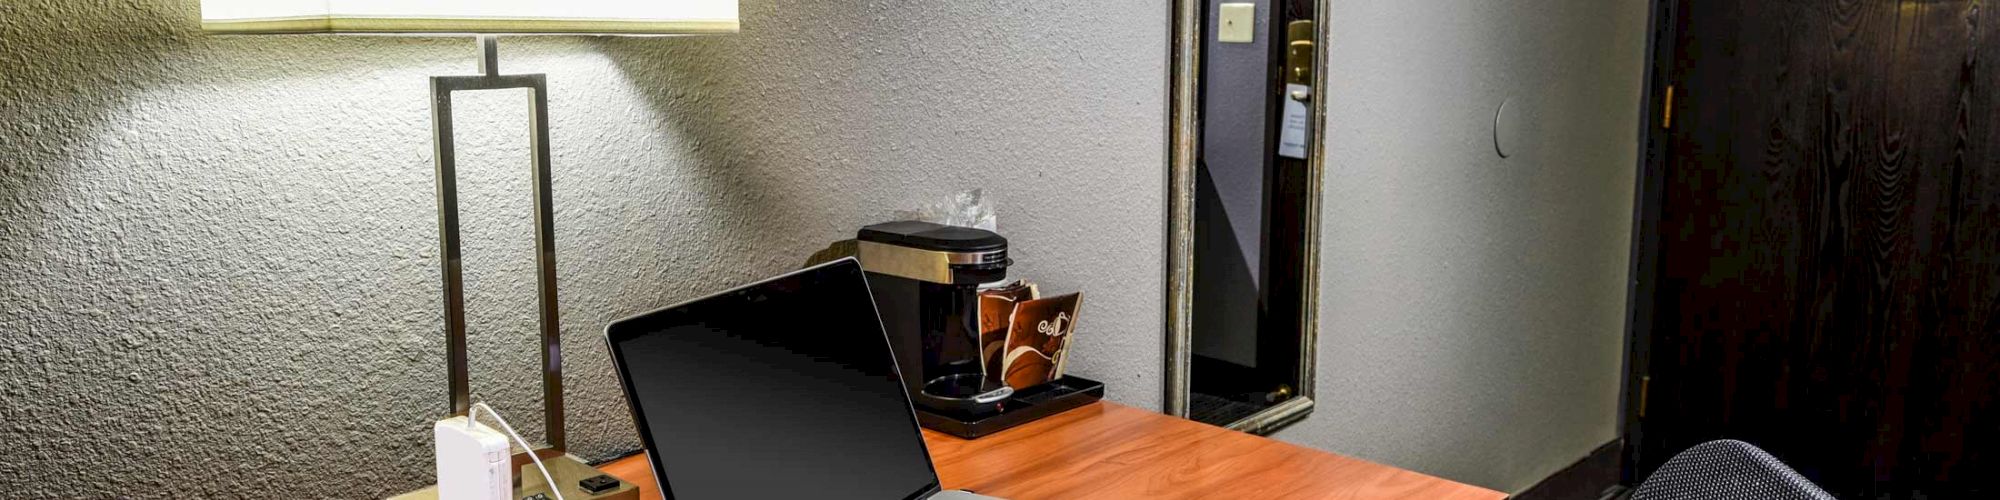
[600,401,1505,500]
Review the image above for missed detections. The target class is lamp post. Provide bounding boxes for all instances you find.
[198,2,738,497]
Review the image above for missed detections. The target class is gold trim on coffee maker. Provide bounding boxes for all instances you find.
[856,241,1004,284]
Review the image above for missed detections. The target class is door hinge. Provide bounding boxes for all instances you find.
[1638,375,1651,419]
[1661,85,1675,130]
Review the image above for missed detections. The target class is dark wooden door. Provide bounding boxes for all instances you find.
[1637,0,2000,498]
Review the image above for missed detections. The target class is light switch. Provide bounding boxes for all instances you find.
[1218,3,1255,43]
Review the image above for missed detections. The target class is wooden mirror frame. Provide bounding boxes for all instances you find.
[1163,0,1330,435]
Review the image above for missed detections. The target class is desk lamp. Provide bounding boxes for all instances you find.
[199,2,737,498]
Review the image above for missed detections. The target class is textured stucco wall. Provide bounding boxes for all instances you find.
[0,0,1166,497]
[1270,0,1650,494]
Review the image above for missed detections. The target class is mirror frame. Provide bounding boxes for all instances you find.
[1163,0,1330,435]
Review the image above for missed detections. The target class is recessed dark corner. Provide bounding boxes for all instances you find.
[1513,440,1625,500]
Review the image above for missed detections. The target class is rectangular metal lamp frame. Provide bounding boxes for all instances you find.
[432,36,566,453]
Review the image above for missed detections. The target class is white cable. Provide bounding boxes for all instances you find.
[468,402,567,500]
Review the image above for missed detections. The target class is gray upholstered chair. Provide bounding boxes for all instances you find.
[1631,440,1835,500]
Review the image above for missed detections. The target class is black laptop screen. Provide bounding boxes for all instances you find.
[606,260,940,500]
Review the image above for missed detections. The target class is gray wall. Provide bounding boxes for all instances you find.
[0,0,1165,497]
[0,0,1647,497]
[1270,0,1650,494]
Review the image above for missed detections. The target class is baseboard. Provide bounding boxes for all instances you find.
[1511,439,1624,500]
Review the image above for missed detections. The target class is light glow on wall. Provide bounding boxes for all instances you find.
[200,0,739,35]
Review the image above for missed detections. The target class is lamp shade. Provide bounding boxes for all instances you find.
[200,0,738,35]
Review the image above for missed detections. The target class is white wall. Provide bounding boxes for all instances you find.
[1271,0,1651,493]
[0,1,1165,497]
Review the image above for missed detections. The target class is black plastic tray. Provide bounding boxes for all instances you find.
[915,375,1105,439]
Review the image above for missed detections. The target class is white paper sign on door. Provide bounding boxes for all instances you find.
[1278,84,1311,159]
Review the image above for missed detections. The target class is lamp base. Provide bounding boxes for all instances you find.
[392,454,639,500]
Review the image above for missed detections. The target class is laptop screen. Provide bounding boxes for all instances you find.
[605,259,941,500]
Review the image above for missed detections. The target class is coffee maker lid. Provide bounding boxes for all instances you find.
[858,220,1008,252]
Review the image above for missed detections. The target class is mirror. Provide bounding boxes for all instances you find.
[1165,0,1326,434]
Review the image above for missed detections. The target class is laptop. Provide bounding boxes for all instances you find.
[604,258,998,500]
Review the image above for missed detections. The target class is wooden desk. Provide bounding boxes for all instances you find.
[600,401,1504,499]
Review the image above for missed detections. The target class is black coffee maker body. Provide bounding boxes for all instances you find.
[856,221,1014,418]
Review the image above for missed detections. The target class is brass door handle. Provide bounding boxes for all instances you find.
[1286,21,1315,86]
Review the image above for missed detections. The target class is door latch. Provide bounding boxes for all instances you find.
[1286,20,1315,101]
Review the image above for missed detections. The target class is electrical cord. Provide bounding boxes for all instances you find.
[468,402,567,500]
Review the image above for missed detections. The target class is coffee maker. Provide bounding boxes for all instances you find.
[856,221,1015,418]
[856,220,1105,438]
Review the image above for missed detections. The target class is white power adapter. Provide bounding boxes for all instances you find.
[435,416,512,500]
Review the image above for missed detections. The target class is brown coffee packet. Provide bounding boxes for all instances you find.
[1000,292,1083,390]
[978,281,1038,381]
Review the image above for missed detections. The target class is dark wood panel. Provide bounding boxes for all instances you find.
[1642,0,2000,497]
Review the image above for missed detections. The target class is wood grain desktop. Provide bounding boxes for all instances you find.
[600,401,1504,499]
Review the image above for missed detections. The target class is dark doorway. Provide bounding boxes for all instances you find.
[1185,0,1318,429]
[1627,0,2000,498]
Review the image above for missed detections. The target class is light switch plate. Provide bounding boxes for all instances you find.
[1218,3,1255,43]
